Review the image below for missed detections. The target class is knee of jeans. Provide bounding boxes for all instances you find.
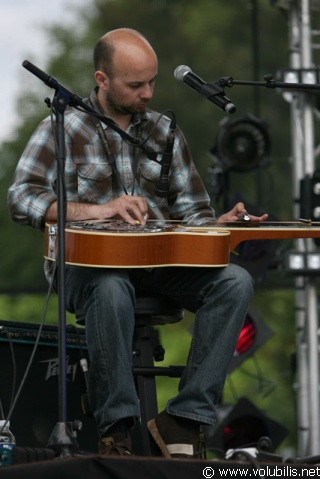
[93,270,135,303]
[232,264,254,299]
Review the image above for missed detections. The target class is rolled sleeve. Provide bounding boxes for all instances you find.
[8,119,57,230]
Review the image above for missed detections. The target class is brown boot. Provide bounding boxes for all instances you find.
[99,432,133,456]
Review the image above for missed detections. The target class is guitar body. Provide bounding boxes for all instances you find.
[45,221,231,268]
[44,220,320,268]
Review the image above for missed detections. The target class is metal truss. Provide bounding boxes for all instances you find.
[278,0,320,456]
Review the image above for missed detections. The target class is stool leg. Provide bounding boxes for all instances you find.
[132,326,161,456]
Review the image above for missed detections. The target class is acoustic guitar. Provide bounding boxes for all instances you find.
[44,219,320,268]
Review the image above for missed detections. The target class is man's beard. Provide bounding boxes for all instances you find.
[106,96,147,117]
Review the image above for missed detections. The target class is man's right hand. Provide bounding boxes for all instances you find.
[45,195,149,226]
[97,195,148,226]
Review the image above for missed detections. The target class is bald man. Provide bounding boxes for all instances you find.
[8,28,267,458]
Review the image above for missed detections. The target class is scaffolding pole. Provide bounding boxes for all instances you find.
[285,0,320,456]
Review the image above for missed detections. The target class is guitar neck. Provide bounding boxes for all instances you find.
[183,222,320,251]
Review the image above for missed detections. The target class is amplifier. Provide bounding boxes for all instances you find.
[0,320,98,453]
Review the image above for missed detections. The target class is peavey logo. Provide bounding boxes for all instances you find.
[40,356,78,382]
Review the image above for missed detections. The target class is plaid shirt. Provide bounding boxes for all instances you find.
[9,88,215,227]
[8,88,216,276]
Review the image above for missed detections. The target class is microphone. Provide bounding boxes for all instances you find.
[174,65,236,114]
[22,60,57,88]
[155,117,176,197]
[22,60,85,107]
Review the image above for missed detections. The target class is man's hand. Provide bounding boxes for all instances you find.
[98,195,148,226]
[45,195,149,226]
[217,202,268,224]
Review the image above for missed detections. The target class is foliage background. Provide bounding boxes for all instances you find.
[1,0,320,456]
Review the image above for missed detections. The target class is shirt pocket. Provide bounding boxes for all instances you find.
[139,161,162,183]
[76,161,113,203]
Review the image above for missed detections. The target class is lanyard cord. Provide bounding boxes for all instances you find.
[88,99,140,196]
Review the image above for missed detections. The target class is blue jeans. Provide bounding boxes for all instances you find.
[65,264,253,436]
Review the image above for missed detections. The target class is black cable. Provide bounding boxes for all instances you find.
[74,103,176,165]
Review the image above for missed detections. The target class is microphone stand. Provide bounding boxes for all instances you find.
[46,86,75,458]
[216,73,320,92]
[22,61,160,458]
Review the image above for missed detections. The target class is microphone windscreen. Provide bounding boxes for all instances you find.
[174,65,191,82]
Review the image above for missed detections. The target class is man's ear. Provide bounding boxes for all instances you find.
[94,70,109,90]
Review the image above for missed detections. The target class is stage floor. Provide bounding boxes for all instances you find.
[0,451,319,479]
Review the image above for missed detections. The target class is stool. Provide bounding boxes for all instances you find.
[132,295,185,455]
[73,294,184,456]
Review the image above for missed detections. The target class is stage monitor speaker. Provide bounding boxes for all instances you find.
[0,320,98,453]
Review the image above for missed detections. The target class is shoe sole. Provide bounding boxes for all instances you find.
[147,418,172,458]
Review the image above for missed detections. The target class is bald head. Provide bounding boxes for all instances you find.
[93,28,158,79]
[93,29,158,125]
